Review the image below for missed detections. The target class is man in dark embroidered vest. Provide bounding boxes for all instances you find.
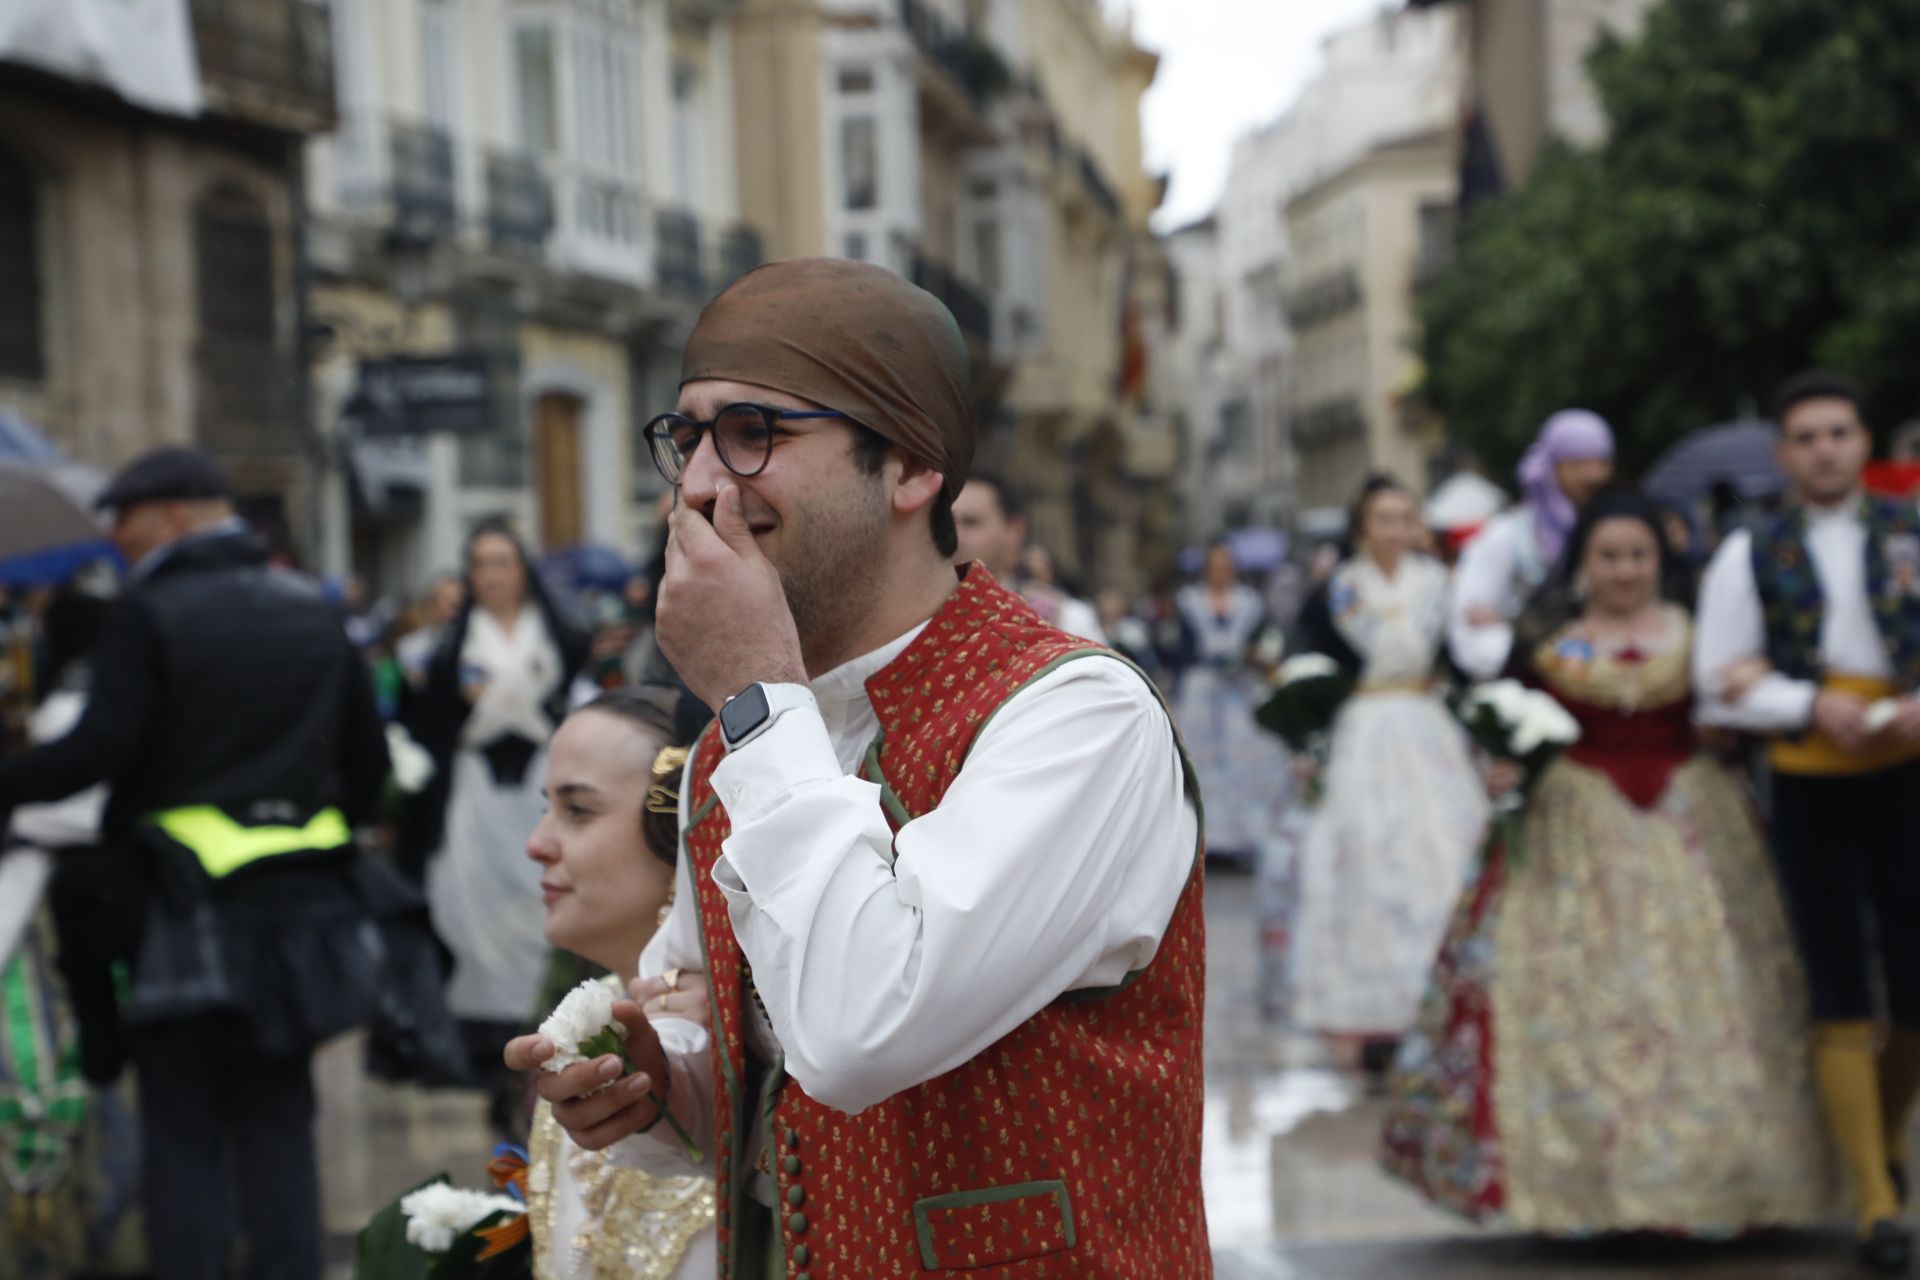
[1695,371,1920,1274]
[507,258,1208,1278]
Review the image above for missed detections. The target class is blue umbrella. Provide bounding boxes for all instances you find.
[0,463,118,586]
[539,543,635,594]
[1226,526,1289,574]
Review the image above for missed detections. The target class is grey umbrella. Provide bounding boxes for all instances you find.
[1643,420,1786,507]
[0,462,116,585]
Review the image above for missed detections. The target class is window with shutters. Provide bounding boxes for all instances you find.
[194,184,287,447]
[0,149,44,381]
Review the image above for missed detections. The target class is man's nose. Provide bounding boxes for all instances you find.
[677,431,728,515]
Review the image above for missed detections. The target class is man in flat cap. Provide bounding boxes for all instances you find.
[509,258,1209,1277]
[0,446,390,1280]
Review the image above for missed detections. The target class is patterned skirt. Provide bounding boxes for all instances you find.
[1380,755,1840,1233]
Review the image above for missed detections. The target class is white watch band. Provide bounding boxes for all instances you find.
[720,682,817,752]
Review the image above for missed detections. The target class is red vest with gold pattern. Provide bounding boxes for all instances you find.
[681,567,1209,1278]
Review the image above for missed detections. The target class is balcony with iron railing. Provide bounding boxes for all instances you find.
[656,209,765,302]
[486,151,556,253]
[909,251,993,344]
[189,0,336,134]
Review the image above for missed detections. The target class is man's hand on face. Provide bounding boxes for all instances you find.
[503,998,669,1152]
[656,482,808,712]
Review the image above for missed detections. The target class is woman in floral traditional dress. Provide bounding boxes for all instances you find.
[1171,541,1287,862]
[1382,490,1836,1233]
[1290,476,1488,1070]
[522,686,715,1280]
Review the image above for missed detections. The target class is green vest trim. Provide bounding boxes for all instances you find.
[152,805,351,879]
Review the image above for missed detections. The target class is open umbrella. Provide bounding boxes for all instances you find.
[0,463,118,586]
[539,543,635,594]
[1643,420,1786,507]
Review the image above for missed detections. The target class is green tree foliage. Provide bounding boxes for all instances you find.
[1421,0,1920,477]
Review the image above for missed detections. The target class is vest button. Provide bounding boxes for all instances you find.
[784,1127,798,1148]
[788,1212,808,1234]
[797,1274,812,1280]
[793,1246,810,1265]
[784,1155,801,1175]
[787,1185,805,1206]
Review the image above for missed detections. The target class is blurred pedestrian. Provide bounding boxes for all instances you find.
[0,447,392,1280]
[1170,539,1287,863]
[400,519,586,1138]
[1290,475,1486,1074]
[395,573,464,690]
[1694,372,1920,1273]
[952,472,1107,641]
[1385,489,1834,1236]
[1449,410,1615,680]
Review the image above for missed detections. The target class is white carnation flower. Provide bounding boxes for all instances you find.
[385,724,437,794]
[1279,653,1341,684]
[1466,678,1531,724]
[537,978,621,1074]
[1509,691,1581,755]
[399,1183,524,1254]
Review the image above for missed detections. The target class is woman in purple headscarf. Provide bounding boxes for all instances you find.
[1446,410,1615,680]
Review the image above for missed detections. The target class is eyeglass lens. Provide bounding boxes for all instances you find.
[650,404,776,483]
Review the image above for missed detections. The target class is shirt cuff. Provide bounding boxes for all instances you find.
[708,702,842,825]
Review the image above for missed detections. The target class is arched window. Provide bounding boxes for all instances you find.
[0,148,44,380]
[194,183,284,442]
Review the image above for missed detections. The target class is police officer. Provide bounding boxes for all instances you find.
[0,447,390,1280]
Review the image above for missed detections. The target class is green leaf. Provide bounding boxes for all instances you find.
[354,1174,446,1280]
[576,1027,633,1075]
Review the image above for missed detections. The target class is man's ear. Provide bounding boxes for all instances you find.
[892,451,945,521]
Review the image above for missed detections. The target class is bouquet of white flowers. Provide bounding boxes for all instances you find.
[355,1155,532,1279]
[1455,679,1581,777]
[1253,653,1354,805]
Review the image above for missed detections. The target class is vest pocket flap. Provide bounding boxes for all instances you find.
[913,1180,1076,1271]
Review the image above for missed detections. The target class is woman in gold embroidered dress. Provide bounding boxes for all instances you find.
[522,687,715,1280]
[1382,491,1837,1233]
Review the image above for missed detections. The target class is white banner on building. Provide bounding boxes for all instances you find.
[0,0,203,118]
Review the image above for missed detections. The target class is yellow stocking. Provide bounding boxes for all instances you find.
[1815,1021,1900,1231]
[1880,1027,1920,1175]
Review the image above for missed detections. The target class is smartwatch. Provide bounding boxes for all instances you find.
[719,682,816,751]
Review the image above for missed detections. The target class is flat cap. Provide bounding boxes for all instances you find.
[94,446,233,511]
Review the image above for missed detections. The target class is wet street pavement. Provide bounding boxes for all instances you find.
[315,867,1869,1277]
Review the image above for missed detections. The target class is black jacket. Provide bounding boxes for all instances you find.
[0,528,389,833]
[0,529,396,1056]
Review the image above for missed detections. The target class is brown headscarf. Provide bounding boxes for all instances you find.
[679,258,974,498]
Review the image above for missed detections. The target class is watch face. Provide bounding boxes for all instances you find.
[721,682,771,745]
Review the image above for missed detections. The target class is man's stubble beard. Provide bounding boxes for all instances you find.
[771,481,894,674]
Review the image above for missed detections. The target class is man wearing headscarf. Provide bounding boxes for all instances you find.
[1447,409,1615,679]
[507,259,1209,1277]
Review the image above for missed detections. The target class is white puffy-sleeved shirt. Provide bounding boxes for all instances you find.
[1447,508,1552,681]
[612,620,1199,1194]
[1693,504,1892,733]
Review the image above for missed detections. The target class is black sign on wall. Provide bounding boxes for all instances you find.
[348,354,494,436]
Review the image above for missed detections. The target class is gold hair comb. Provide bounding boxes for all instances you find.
[645,746,689,814]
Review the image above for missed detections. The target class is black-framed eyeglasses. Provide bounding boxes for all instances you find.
[642,402,850,485]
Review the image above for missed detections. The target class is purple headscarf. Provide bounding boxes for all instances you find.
[1517,409,1614,564]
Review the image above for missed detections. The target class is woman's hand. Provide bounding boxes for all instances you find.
[633,970,708,1022]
